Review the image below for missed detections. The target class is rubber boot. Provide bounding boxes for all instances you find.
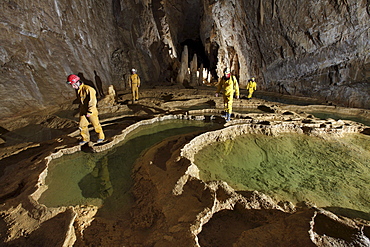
[226,113,231,122]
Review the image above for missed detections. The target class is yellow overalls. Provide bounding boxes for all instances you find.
[129,73,141,101]
[216,76,240,113]
[78,84,105,142]
[246,80,257,99]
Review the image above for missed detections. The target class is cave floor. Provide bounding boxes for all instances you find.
[0,86,369,247]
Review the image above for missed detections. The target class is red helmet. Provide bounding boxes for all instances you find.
[67,74,80,84]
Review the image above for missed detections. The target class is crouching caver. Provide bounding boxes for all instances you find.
[67,74,105,145]
[215,69,240,122]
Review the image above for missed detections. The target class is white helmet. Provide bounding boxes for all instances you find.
[132,68,137,72]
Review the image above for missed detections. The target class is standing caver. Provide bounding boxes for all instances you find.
[215,69,240,122]
[67,74,105,145]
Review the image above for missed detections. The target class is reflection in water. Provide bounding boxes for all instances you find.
[324,207,370,221]
[79,156,113,200]
[39,120,219,218]
[195,133,370,218]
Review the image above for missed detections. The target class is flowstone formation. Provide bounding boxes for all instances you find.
[0,88,369,246]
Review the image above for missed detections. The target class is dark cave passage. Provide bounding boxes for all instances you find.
[180,39,210,69]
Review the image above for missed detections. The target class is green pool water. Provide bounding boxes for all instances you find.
[39,120,219,218]
[194,133,370,218]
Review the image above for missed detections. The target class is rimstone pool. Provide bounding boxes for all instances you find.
[194,132,370,219]
[38,119,220,217]
[38,115,370,221]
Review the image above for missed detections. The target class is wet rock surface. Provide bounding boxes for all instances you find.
[0,88,369,246]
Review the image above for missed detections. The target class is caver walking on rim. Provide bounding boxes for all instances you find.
[215,69,240,122]
[246,77,257,100]
[67,74,105,145]
[129,68,141,102]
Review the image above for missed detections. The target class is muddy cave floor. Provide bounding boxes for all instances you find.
[0,86,370,246]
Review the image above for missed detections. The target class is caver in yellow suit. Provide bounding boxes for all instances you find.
[67,74,105,144]
[215,70,239,121]
[129,68,140,101]
[246,77,257,99]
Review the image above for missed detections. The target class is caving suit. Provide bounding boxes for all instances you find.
[78,84,105,142]
[246,80,257,99]
[216,75,239,114]
[129,73,141,101]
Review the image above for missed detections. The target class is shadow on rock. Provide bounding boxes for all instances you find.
[5,210,75,247]
[324,207,370,221]
[198,205,315,247]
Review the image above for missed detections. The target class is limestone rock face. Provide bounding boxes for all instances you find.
[1,1,118,119]
[200,0,369,108]
[255,0,370,108]
[1,0,369,123]
[0,0,168,121]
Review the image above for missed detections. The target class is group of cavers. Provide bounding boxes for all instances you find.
[215,68,257,122]
[66,68,257,144]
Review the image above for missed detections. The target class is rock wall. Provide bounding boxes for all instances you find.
[255,0,370,108]
[0,0,172,123]
[200,0,369,107]
[1,0,369,124]
[1,1,117,120]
